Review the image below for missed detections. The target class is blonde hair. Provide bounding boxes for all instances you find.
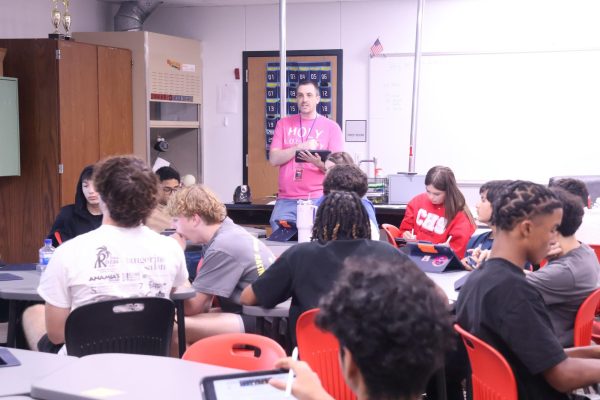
[166,184,226,224]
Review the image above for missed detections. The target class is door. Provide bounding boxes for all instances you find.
[57,41,100,206]
[244,51,343,200]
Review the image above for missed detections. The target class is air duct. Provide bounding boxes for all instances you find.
[114,1,163,32]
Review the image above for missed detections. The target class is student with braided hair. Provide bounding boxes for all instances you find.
[241,191,399,346]
[456,181,600,399]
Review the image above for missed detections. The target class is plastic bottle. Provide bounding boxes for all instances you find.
[297,200,317,243]
[37,239,55,272]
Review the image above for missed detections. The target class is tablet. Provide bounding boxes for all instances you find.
[202,369,297,400]
[294,150,331,163]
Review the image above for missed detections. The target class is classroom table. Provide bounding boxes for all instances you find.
[0,268,195,357]
[425,271,470,302]
[261,238,295,257]
[30,352,241,400]
[0,347,76,397]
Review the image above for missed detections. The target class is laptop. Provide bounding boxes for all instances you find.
[406,241,465,273]
[267,220,298,242]
[202,370,297,400]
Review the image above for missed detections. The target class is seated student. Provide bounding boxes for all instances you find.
[323,151,354,171]
[268,251,454,400]
[47,165,102,247]
[315,164,380,240]
[241,191,397,346]
[550,178,600,246]
[399,165,476,258]
[456,180,600,399]
[22,156,188,353]
[461,180,511,269]
[526,187,600,347]
[166,185,275,347]
[146,166,181,233]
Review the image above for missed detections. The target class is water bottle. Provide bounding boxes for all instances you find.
[37,239,55,273]
[297,200,317,243]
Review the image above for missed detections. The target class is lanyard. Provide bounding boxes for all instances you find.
[299,114,319,143]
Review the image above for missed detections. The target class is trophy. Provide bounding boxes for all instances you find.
[49,0,64,39]
[62,0,72,40]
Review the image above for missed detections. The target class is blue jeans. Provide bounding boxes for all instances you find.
[269,198,299,232]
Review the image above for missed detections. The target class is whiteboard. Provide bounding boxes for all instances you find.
[368,51,600,183]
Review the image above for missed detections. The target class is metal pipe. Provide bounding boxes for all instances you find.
[408,0,424,173]
[279,0,287,118]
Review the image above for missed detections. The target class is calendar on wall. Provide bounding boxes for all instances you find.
[264,61,332,158]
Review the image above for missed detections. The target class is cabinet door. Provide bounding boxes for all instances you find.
[57,41,100,206]
[98,46,133,158]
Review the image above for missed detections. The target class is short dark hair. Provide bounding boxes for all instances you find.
[323,164,368,197]
[80,165,94,182]
[297,80,320,94]
[156,166,180,183]
[317,251,454,399]
[311,191,371,242]
[551,187,584,237]
[492,180,562,231]
[480,180,512,203]
[93,155,159,228]
[549,178,589,208]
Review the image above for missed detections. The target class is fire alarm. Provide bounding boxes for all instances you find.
[234,68,240,80]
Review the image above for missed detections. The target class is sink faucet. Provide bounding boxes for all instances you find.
[358,157,377,178]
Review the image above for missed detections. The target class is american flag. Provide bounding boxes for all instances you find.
[370,38,384,56]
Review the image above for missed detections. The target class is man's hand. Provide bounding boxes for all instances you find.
[269,358,335,400]
[296,150,326,172]
[547,241,563,259]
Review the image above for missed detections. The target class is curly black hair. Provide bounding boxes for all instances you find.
[550,187,584,237]
[549,178,589,209]
[316,251,454,399]
[491,180,562,231]
[323,164,368,197]
[479,180,512,203]
[93,155,159,228]
[311,191,371,242]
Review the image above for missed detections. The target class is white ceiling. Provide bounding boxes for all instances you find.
[100,0,380,7]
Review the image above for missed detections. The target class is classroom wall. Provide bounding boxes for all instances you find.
[144,0,414,202]
[145,0,600,208]
[0,0,113,38]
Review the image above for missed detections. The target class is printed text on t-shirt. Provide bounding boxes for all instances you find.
[416,209,447,234]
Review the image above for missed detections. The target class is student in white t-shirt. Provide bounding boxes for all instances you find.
[22,155,188,353]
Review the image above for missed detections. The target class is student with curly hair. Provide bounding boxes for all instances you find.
[456,180,600,399]
[399,165,476,258]
[269,250,454,400]
[23,155,188,353]
[241,191,397,345]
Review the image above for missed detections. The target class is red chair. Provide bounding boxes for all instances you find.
[574,288,600,347]
[453,324,517,400]
[382,223,402,248]
[296,308,356,400]
[182,333,286,371]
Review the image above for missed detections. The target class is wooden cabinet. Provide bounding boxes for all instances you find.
[0,39,133,263]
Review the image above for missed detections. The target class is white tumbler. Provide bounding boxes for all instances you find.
[297,200,317,243]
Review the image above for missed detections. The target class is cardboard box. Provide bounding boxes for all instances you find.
[0,48,6,76]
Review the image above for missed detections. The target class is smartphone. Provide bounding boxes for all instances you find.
[294,150,331,163]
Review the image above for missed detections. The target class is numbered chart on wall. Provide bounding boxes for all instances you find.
[264,61,333,158]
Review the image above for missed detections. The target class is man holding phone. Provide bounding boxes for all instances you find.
[268,80,343,232]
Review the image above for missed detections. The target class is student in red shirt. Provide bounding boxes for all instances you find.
[399,165,475,258]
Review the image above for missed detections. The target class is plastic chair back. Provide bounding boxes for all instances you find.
[296,308,356,400]
[381,223,401,248]
[454,324,517,400]
[574,288,600,347]
[182,333,286,371]
[65,297,175,357]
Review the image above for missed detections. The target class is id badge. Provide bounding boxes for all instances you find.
[294,168,303,181]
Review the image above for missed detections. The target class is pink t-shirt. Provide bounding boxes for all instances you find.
[271,114,343,199]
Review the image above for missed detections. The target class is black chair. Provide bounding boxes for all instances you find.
[65,297,175,357]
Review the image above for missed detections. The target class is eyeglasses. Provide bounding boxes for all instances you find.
[162,186,180,194]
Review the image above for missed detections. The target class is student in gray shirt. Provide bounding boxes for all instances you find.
[527,187,600,347]
[167,185,275,349]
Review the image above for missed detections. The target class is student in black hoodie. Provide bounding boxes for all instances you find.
[47,165,102,247]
